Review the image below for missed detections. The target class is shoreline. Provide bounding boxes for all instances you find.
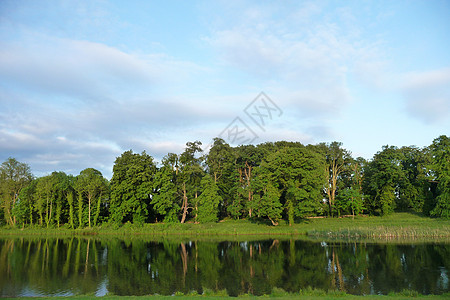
[0,213,448,241]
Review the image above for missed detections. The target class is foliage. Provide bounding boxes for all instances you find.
[152,163,178,223]
[429,135,450,219]
[0,157,33,226]
[1,135,449,227]
[258,181,282,225]
[196,175,222,223]
[110,150,156,225]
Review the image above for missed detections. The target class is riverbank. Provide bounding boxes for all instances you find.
[0,213,449,239]
[9,290,450,300]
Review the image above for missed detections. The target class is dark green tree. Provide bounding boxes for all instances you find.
[260,145,326,225]
[178,141,204,223]
[259,181,282,225]
[206,138,236,217]
[152,154,179,223]
[110,150,157,225]
[363,146,404,215]
[196,174,222,223]
[429,135,450,218]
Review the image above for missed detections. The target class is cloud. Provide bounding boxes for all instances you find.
[402,68,450,124]
[204,2,386,121]
[0,33,164,101]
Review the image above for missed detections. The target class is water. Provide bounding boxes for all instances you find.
[0,237,448,297]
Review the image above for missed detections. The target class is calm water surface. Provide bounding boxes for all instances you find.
[0,237,448,296]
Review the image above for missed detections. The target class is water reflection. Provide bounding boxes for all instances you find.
[0,237,448,296]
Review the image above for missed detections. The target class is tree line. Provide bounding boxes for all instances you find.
[0,135,448,227]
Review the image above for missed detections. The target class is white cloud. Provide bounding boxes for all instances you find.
[204,2,386,122]
[401,68,450,124]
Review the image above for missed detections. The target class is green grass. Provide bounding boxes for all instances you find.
[7,290,450,300]
[1,213,449,241]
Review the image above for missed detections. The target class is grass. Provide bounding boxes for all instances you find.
[7,289,450,300]
[0,213,449,241]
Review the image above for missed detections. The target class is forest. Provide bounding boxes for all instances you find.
[0,135,448,228]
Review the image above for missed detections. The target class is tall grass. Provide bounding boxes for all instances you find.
[0,213,448,241]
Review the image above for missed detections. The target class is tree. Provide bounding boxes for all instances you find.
[379,185,396,215]
[0,157,33,226]
[260,145,326,225]
[363,146,404,215]
[429,135,450,218]
[15,179,38,226]
[233,145,264,219]
[259,181,282,226]
[334,157,365,217]
[318,142,352,216]
[196,175,222,223]
[76,168,109,228]
[397,146,430,212]
[35,175,56,227]
[152,155,179,223]
[178,141,204,223]
[110,150,157,225]
[206,138,236,217]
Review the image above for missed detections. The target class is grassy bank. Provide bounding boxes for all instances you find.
[0,213,448,240]
[9,296,450,300]
[9,289,450,300]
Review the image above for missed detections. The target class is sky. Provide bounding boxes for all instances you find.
[0,0,449,179]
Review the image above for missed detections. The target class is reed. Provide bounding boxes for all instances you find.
[0,213,448,240]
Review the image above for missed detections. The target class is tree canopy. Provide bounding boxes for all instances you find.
[1,135,448,227]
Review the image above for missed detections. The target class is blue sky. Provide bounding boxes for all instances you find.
[1,0,449,178]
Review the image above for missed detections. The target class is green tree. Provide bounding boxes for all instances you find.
[397,146,430,212]
[363,146,404,215]
[259,181,282,225]
[334,157,365,217]
[337,187,364,217]
[0,157,33,226]
[152,155,179,223]
[196,174,222,223]
[317,142,352,216]
[206,138,236,217]
[35,175,58,227]
[429,135,450,218]
[14,179,37,227]
[260,145,326,225]
[178,141,204,223]
[76,168,109,227]
[110,150,157,225]
[232,145,264,219]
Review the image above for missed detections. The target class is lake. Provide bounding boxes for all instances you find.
[0,237,448,297]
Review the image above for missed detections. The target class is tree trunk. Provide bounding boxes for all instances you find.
[180,183,188,223]
[194,191,198,223]
[88,192,91,228]
[245,162,252,217]
[180,242,188,286]
[94,192,102,227]
[269,217,278,226]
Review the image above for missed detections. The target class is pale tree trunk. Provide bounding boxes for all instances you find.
[244,162,252,217]
[180,243,188,286]
[180,183,189,223]
[268,217,278,226]
[194,191,198,223]
[84,239,90,277]
[326,159,343,217]
[88,192,92,228]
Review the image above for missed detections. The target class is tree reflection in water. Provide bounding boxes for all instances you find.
[0,238,448,297]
